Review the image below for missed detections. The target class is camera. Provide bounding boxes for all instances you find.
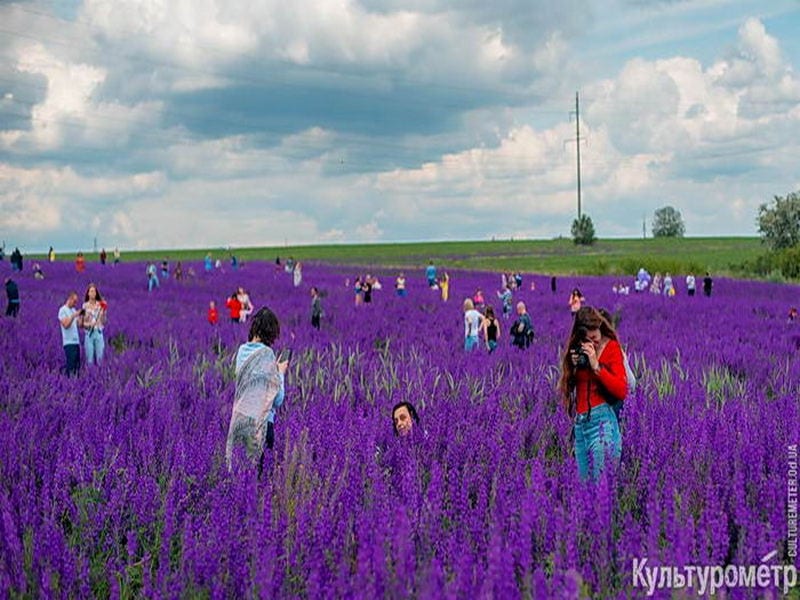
[571,326,590,369]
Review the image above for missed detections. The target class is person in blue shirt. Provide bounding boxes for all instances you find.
[425,261,437,288]
[511,302,534,349]
[204,253,213,272]
[497,285,513,319]
[58,291,81,376]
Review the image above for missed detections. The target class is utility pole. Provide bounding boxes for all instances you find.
[568,91,584,220]
[642,215,646,239]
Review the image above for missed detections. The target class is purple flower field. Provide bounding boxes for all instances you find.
[1,258,798,598]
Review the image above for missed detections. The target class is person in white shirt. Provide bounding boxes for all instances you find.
[685,274,696,297]
[463,298,484,352]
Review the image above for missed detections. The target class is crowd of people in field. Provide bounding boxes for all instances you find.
[3,244,790,484]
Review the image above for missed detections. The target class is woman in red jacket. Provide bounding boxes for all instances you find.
[558,306,627,481]
[225,292,242,324]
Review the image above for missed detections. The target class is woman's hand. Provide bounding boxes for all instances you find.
[581,341,600,372]
[277,361,289,375]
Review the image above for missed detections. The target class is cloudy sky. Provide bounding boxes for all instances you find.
[1,0,799,252]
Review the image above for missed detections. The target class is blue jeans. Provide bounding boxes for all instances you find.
[487,340,498,353]
[85,329,105,365]
[63,343,80,376]
[464,335,479,351]
[148,275,159,292]
[574,403,621,481]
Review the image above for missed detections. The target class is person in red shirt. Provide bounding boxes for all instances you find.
[558,306,627,481]
[207,300,219,325]
[225,293,241,323]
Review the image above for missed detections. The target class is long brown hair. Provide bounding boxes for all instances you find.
[557,306,618,414]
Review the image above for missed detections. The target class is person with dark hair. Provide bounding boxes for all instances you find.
[237,287,253,323]
[391,401,419,436]
[362,275,373,304]
[5,277,20,317]
[550,275,557,293]
[226,307,288,470]
[568,288,584,314]
[310,287,322,330]
[75,252,85,273]
[81,283,108,366]
[100,248,107,265]
[481,305,501,353]
[703,272,713,297]
[58,291,82,376]
[225,292,242,323]
[558,306,627,481]
[10,247,23,272]
[352,276,361,306]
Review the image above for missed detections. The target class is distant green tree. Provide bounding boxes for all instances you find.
[652,206,685,238]
[757,191,800,251]
[571,214,596,245]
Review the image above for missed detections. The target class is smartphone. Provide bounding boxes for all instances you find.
[277,348,293,363]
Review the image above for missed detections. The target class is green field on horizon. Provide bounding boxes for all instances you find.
[36,237,765,276]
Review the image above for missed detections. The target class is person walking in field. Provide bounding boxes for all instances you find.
[511,302,534,349]
[463,298,483,352]
[58,291,82,376]
[354,276,364,307]
[226,292,242,323]
[685,273,696,296]
[395,273,407,297]
[440,272,450,302]
[5,277,20,317]
[207,301,219,325]
[310,287,323,330]
[426,261,437,288]
[293,261,303,287]
[568,288,584,314]
[663,273,675,297]
[237,287,253,323]
[703,272,713,297]
[146,263,159,292]
[481,305,501,353]
[226,307,288,470]
[497,285,512,319]
[81,283,108,366]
